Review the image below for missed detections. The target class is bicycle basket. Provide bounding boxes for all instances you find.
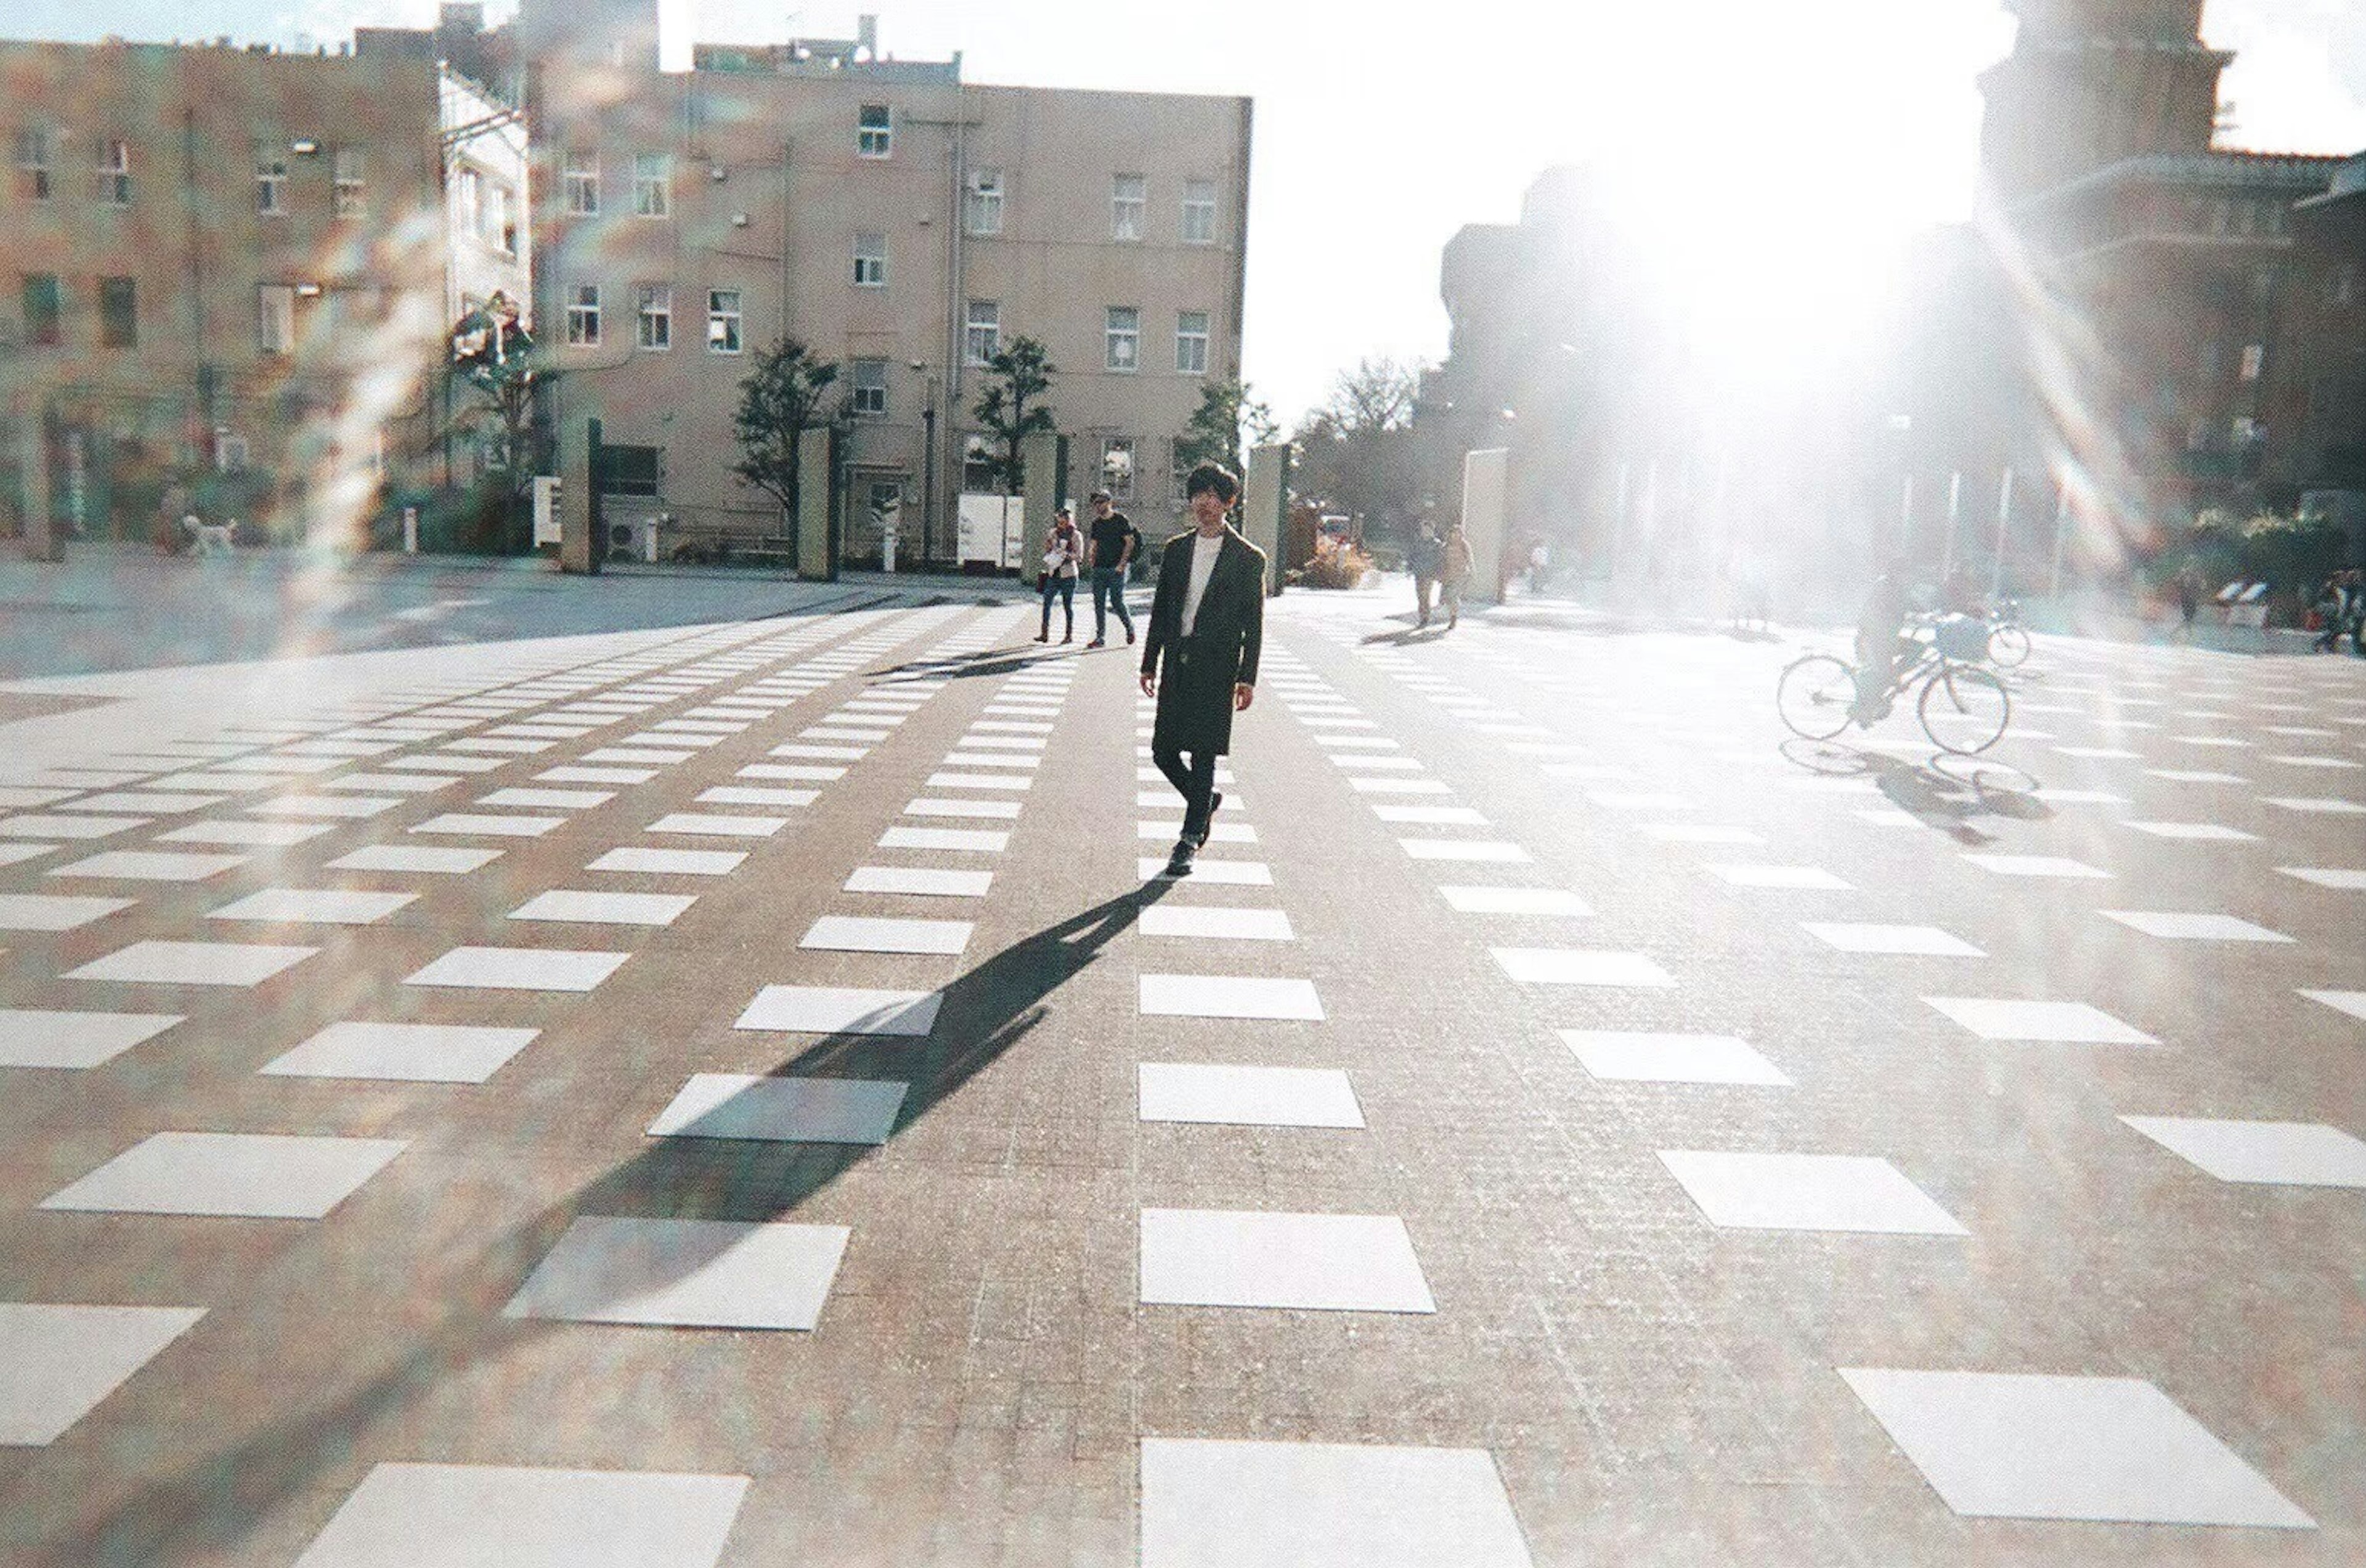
[1934,615,1991,661]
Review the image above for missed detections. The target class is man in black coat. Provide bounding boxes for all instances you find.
[1139,462,1266,877]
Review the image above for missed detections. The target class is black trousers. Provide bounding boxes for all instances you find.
[1152,742,1218,839]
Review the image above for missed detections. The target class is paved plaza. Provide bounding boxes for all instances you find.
[1,580,2362,1565]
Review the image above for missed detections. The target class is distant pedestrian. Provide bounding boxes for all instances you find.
[1035,506,1083,644]
[1409,521,1444,627]
[1439,522,1473,629]
[1083,488,1140,648]
[2311,570,2352,653]
[1528,538,1551,596]
[1141,462,1264,877]
[2175,564,2204,636]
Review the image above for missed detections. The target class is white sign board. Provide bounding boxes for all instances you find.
[957,493,1026,569]
[532,476,561,545]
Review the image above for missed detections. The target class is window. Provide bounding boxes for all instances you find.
[565,283,601,346]
[964,299,1000,365]
[99,276,136,347]
[98,139,131,206]
[564,151,600,216]
[256,145,288,214]
[633,153,670,217]
[707,289,741,352]
[333,148,364,217]
[1111,173,1146,241]
[853,230,887,287]
[965,167,1003,236]
[851,358,888,417]
[1176,310,1209,375]
[858,104,892,158]
[21,274,61,346]
[2333,264,2359,309]
[1105,306,1139,372]
[487,182,516,253]
[257,283,296,354]
[1171,437,1193,506]
[14,128,51,200]
[2250,266,2277,306]
[597,444,662,497]
[2239,343,2265,383]
[1100,437,1135,500]
[962,433,996,492]
[457,168,482,236]
[1182,178,1217,244]
[634,284,671,350]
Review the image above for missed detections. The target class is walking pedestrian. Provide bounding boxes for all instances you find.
[2175,564,2204,637]
[1409,521,1444,627]
[1140,462,1264,877]
[2312,571,2351,653]
[1035,506,1083,644]
[1528,538,1551,596]
[1084,488,1140,648]
[1439,522,1473,630]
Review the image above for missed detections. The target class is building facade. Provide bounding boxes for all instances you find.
[524,7,1251,567]
[0,38,529,547]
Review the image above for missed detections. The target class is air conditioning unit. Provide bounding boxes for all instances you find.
[606,514,660,563]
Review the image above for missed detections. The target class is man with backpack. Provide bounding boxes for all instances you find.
[1083,488,1140,648]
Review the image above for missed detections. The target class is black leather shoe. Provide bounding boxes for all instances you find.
[1206,790,1224,831]
[1162,838,1197,877]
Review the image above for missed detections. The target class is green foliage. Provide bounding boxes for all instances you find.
[1287,357,1423,534]
[731,338,844,516]
[447,293,542,511]
[1176,378,1276,477]
[2166,508,2346,588]
[972,336,1056,494]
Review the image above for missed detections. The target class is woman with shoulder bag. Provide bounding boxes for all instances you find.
[1036,506,1084,643]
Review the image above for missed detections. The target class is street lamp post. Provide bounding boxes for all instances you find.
[911,360,938,571]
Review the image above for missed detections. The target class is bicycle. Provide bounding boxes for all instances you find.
[1985,596,2031,668]
[1778,615,2012,754]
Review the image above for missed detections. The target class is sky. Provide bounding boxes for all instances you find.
[20,1,2366,421]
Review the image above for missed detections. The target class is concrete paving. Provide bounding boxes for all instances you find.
[1,580,2362,1565]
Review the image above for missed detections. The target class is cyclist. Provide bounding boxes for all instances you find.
[1851,559,1917,723]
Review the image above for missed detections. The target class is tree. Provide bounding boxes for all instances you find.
[973,336,1057,494]
[1176,378,1277,477]
[731,338,844,532]
[447,291,542,542]
[1288,356,1426,535]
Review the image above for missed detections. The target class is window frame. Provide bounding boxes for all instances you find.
[707,289,742,354]
[15,128,52,201]
[853,230,888,288]
[1110,173,1147,242]
[98,139,131,207]
[565,282,602,347]
[563,150,600,217]
[99,275,136,347]
[633,283,672,351]
[256,145,289,216]
[964,299,1001,367]
[22,273,62,346]
[1181,177,1217,245]
[961,431,996,492]
[256,282,296,355]
[333,147,365,217]
[632,152,672,219]
[1104,305,1140,373]
[1175,310,1210,376]
[965,167,1004,237]
[1099,436,1136,501]
[850,357,890,418]
[857,104,893,158]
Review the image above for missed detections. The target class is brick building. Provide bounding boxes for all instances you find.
[0,38,527,546]
[521,5,1251,567]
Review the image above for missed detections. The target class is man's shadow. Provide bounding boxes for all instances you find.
[873,648,1062,683]
[47,882,1174,1568]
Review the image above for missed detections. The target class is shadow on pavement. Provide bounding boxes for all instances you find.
[44,880,1174,1567]
[1778,737,2052,845]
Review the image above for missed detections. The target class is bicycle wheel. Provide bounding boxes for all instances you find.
[1777,654,1857,741]
[1988,622,2031,668]
[1919,662,2010,754]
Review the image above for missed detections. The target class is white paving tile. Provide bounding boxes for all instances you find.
[1492,948,1675,988]
[261,1021,540,1083]
[1837,1368,2312,1528]
[2299,989,2366,1022]
[1140,906,1295,941]
[908,798,1023,820]
[0,814,147,840]
[650,813,786,838]
[2122,821,2258,841]
[404,946,628,992]
[1437,885,1589,916]
[65,940,314,986]
[537,767,657,786]
[697,787,818,809]
[1924,997,2158,1044]
[0,1302,208,1445]
[1139,856,1272,885]
[410,813,564,839]
[290,1461,750,1568]
[647,1073,908,1145]
[511,890,697,926]
[1659,1150,1965,1233]
[325,845,501,875]
[2099,910,2293,943]
[1139,1209,1434,1313]
[1139,821,1259,842]
[0,894,136,932]
[1562,1030,1791,1086]
[735,985,941,1036]
[587,847,746,876]
[1139,974,1324,1020]
[880,826,1006,852]
[2120,1116,2366,1188]
[251,794,403,820]
[43,850,247,883]
[41,1131,406,1219]
[1962,854,2112,879]
[0,1008,182,1069]
[800,915,972,955]
[2277,867,2366,890]
[478,788,614,810]
[1803,923,1985,957]
[1401,839,1530,863]
[2261,796,2366,814]
[1137,1063,1363,1127]
[1707,864,1852,890]
[206,889,415,926]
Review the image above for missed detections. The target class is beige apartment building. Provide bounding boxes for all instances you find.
[529,13,1251,567]
[0,37,527,546]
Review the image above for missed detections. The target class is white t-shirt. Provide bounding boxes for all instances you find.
[1180,532,1224,636]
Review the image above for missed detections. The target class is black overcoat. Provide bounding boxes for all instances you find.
[1140,526,1267,756]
